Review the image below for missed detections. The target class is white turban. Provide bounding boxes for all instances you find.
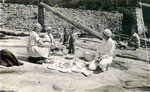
[46,27,52,31]
[35,23,41,28]
[103,29,112,37]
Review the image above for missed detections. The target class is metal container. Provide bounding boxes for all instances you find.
[83,51,95,62]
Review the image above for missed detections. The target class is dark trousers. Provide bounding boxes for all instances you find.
[68,35,75,54]
[63,34,69,45]
[68,42,75,54]
[28,56,46,63]
[128,41,139,49]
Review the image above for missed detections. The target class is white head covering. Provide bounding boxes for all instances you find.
[46,27,52,31]
[35,23,41,28]
[33,23,41,32]
[103,29,112,37]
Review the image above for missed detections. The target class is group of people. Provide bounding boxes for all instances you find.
[0,22,141,73]
[26,23,78,64]
[26,23,116,72]
[62,27,78,54]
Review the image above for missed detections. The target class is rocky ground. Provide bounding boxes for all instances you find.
[0,36,150,92]
[0,2,150,92]
[0,3,122,34]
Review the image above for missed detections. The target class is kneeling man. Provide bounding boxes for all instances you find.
[89,29,116,72]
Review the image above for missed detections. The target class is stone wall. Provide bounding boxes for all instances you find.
[116,7,146,36]
[135,7,145,36]
[117,7,136,35]
[0,3,123,35]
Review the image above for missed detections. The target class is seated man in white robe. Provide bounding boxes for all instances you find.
[88,29,116,72]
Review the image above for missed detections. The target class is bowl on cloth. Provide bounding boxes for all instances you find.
[83,51,95,62]
[47,64,57,70]
[65,55,74,60]
[71,66,81,73]
[58,68,70,73]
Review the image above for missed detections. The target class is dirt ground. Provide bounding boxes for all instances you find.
[0,36,150,92]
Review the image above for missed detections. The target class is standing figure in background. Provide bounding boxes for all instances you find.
[27,23,54,64]
[88,29,116,72]
[68,27,78,54]
[62,28,69,46]
[128,31,140,50]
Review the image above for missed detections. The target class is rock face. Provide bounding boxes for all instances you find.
[117,7,146,36]
[135,7,145,36]
[0,4,38,32]
[0,3,123,35]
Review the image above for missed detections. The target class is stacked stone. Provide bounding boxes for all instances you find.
[0,3,123,35]
[45,8,123,34]
[0,4,38,32]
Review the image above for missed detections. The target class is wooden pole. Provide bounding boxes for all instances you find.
[138,2,150,7]
[38,3,45,32]
[40,2,103,39]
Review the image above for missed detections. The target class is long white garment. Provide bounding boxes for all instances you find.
[89,38,116,71]
[39,45,49,58]
[27,31,41,57]
[27,31,49,57]
[98,38,116,70]
[96,38,116,59]
[44,33,54,43]
[42,33,55,57]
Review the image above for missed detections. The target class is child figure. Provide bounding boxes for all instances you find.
[68,27,78,54]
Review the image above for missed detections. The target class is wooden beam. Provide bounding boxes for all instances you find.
[40,2,103,40]
[138,2,150,7]
[38,4,45,32]
[0,29,29,36]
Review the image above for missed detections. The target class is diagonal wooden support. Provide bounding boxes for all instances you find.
[40,2,103,40]
[138,2,150,7]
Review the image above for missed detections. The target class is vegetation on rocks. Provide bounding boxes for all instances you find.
[0,3,122,35]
